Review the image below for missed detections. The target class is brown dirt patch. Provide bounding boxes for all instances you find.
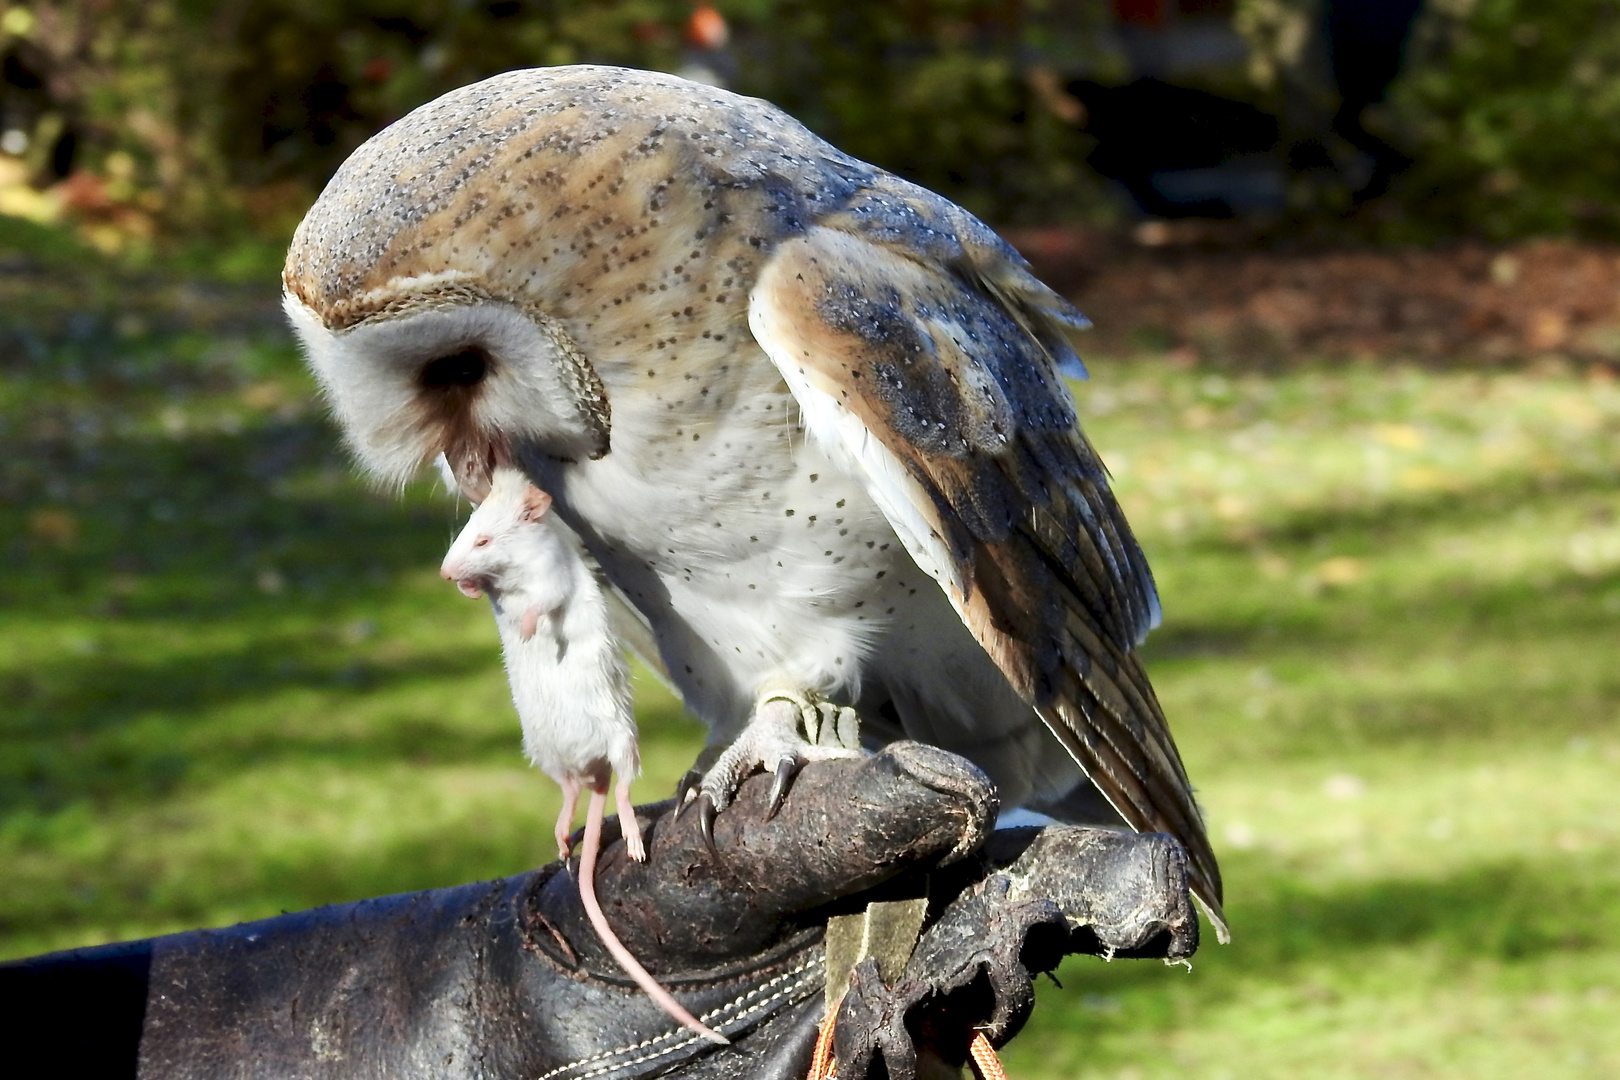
[1004,227,1620,368]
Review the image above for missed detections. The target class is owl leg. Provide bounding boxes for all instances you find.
[689,689,862,840]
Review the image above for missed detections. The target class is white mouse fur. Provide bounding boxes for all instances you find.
[440,464,641,854]
[440,465,727,1045]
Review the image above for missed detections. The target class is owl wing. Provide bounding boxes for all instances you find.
[748,202,1226,939]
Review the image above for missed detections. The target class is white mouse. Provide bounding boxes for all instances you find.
[440,465,727,1045]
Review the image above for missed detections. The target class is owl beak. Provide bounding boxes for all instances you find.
[446,454,492,504]
[442,431,508,504]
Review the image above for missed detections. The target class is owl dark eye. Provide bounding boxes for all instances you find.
[420,346,489,389]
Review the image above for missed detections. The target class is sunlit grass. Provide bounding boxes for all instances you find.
[2,303,1617,1077]
[0,323,705,956]
[1002,357,1620,1079]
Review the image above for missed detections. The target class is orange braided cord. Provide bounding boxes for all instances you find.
[807,1000,840,1080]
[807,1005,1009,1080]
[968,1032,1009,1080]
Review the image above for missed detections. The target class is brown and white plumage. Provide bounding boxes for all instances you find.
[283,65,1226,940]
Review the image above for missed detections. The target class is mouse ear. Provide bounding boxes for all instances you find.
[521,484,553,523]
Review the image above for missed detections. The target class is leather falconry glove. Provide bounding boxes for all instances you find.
[0,744,1200,1080]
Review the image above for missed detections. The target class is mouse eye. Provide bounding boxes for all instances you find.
[474,535,491,548]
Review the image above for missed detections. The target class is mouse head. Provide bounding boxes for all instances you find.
[440,467,553,598]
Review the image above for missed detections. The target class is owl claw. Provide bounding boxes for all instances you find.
[695,793,719,857]
[674,769,703,808]
[692,692,863,833]
[765,755,804,819]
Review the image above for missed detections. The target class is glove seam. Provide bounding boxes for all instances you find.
[531,951,825,1080]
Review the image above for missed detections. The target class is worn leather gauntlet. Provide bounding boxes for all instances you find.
[1,744,1199,1080]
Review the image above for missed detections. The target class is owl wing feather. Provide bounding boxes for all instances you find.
[748,208,1227,940]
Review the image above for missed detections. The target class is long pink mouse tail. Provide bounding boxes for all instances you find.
[579,789,730,1046]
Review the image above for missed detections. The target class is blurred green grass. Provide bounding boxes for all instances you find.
[2,273,1618,1077]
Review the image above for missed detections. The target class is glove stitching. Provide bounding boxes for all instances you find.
[533,953,824,1080]
[534,957,819,1080]
[529,925,824,990]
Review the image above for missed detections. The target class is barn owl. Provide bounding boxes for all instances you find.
[282,66,1227,940]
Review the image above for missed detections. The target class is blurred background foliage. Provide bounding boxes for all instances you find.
[0,0,1116,265]
[1392,0,1620,239]
[4,0,1620,270]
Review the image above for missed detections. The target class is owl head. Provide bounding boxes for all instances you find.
[283,282,609,502]
[278,67,674,499]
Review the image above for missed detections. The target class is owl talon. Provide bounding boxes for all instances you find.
[695,793,719,857]
[674,769,703,808]
[693,692,863,834]
[765,754,804,818]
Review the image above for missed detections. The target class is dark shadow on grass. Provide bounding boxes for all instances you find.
[0,813,553,952]
[2,418,459,619]
[4,626,492,736]
[0,394,533,814]
[1148,577,1620,755]
[1131,465,1620,673]
[1047,853,1619,1015]
[1149,556,1620,656]
[1226,858,1619,966]
[1176,466,1620,562]
[0,640,515,814]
